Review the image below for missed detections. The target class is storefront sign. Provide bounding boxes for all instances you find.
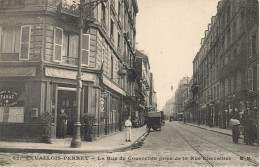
[0,90,18,106]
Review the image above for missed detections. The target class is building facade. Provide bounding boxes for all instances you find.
[191,0,259,129]
[174,76,190,121]
[0,0,139,141]
[134,50,151,127]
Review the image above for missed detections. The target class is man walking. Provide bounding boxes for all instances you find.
[125,116,132,142]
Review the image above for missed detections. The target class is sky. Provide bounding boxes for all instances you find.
[135,0,220,110]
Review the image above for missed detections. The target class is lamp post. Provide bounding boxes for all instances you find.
[71,0,107,148]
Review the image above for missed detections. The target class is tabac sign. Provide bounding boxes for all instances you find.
[0,90,18,106]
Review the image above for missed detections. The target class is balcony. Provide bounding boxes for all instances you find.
[191,82,199,93]
[218,53,245,78]
[127,67,137,82]
[62,56,78,66]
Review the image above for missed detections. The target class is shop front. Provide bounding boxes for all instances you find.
[0,78,45,141]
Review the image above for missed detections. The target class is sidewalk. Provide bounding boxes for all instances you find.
[184,122,243,139]
[0,126,148,154]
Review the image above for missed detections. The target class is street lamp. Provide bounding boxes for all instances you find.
[71,0,107,148]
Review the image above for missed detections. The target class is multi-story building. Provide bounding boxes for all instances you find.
[149,73,157,111]
[0,0,139,141]
[162,96,175,118]
[174,76,190,121]
[191,0,258,129]
[135,49,150,126]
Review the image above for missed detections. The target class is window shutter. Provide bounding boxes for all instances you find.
[257,64,259,90]
[19,25,31,60]
[82,34,90,66]
[248,68,253,91]
[0,26,2,53]
[53,27,63,62]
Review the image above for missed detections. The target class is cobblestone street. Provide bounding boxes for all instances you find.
[0,122,258,167]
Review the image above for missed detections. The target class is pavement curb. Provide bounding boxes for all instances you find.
[184,123,244,139]
[0,130,149,154]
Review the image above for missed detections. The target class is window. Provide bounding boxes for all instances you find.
[62,32,79,64]
[101,47,105,63]
[251,33,258,57]
[110,19,114,39]
[117,33,121,48]
[0,25,31,61]
[248,68,253,91]
[82,34,90,66]
[101,3,106,24]
[53,27,63,62]
[1,27,20,54]
[20,26,31,60]
[252,66,258,91]
[118,1,121,20]
[111,55,113,79]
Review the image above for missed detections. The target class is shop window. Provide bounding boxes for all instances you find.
[53,27,63,62]
[0,88,25,123]
[82,34,90,66]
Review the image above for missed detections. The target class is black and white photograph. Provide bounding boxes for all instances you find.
[0,0,259,166]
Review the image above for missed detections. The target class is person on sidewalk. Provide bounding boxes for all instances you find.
[229,116,240,143]
[243,112,255,145]
[125,116,132,142]
[59,109,68,138]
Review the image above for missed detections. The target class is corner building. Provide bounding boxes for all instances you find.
[0,0,138,141]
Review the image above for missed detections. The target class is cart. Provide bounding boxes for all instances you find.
[147,112,162,131]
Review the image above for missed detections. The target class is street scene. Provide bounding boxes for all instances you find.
[0,122,259,167]
[0,0,259,166]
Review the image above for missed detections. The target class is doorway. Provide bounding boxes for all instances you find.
[56,89,76,138]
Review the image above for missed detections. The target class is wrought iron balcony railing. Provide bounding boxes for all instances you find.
[62,56,78,66]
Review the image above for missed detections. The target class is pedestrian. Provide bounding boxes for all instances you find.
[243,112,255,145]
[125,116,132,142]
[59,109,67,138]
[229,116,240,143]
[146,116,151,133]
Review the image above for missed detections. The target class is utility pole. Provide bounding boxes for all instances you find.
[71,0,107,148]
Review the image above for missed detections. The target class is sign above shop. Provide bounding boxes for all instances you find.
[45,67,95,82]
[0,90,19,106]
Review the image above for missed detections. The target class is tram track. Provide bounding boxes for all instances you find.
[175,122,259,167]
[173,127,214,167]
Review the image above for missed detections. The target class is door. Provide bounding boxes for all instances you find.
[56,90,76,137]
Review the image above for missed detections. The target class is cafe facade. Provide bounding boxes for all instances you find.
[0,0,138,141]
